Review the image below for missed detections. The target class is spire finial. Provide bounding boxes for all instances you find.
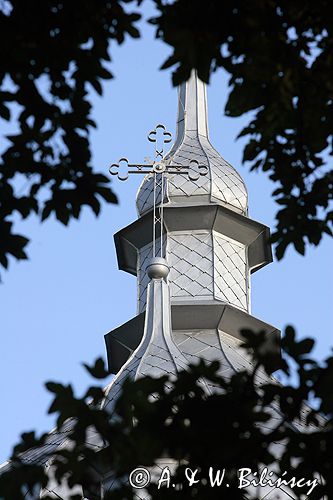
[176,70,209,141]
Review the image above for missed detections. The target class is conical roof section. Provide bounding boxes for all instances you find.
[136,71,248,216]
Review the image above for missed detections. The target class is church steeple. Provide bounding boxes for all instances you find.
[108,72,276,378]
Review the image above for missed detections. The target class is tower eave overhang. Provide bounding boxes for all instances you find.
[105,302,281,375]
[114,204,273,276]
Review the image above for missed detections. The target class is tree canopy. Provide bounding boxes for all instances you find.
[0,0,332,276]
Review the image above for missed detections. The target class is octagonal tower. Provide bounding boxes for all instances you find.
[107,71,277,377]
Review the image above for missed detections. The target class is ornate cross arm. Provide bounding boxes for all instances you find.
[109,123,208,182]
[109,158,208,182]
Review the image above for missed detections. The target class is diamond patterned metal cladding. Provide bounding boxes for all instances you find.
[167,231,214,300]
[200,136,248,212]
[136,130,248,216]
[173,330,262,382]
[213,231,249,311]
[137,230,249,312]
[167,132,211,199]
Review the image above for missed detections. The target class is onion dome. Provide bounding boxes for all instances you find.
[136,71,248,217]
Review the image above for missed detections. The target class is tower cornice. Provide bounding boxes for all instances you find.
[114,204,272,278]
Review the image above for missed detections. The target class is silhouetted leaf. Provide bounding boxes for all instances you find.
[83,358,109,379]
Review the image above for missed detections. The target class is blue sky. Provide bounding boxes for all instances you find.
[0,3,332,463]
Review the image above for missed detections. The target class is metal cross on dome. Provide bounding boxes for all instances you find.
[109,124,208,259]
